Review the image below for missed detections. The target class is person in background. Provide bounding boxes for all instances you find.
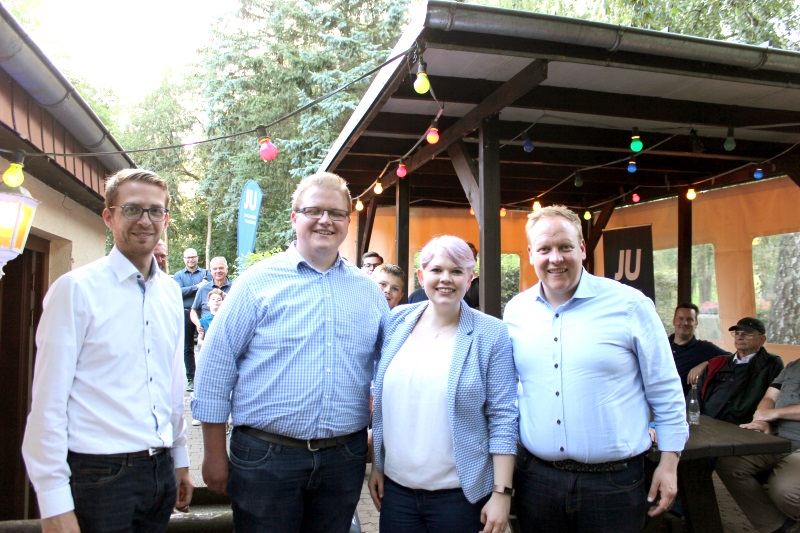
[696,317,784,425]
[715,359,800,533]
[669,302,729,394]
[22,169,192,532]
[154,239,169,272]
[192,172,389,532]
[372,263,406,309]
[190,256,232,334]
[504,205,687,532]
[173,248,207,391]
[361,251,384,276]
[369,235,518,533]
[197,288,226,347]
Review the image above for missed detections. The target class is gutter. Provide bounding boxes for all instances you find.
[0,4,135,172]
[425,0,800,74]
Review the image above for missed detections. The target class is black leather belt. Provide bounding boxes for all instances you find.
[527,449,640,473]
[69,447,169,461]
[238,426,363,451]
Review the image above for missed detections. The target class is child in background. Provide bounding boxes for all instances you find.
[197,288,226,347]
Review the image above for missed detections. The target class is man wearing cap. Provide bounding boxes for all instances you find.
[696,317,784,425]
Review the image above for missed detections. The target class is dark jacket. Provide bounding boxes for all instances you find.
[699,347,784,425]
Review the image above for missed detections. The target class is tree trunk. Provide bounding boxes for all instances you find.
[205,206,213,269]
[767,232,800,343]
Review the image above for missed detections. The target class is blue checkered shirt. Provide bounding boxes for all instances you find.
[191,243,389,439]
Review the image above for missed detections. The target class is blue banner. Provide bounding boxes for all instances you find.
[237,180,263,262]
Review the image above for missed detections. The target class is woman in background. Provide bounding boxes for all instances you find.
[369,235,518,533]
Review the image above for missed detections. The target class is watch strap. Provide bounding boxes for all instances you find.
[492,484,514,496]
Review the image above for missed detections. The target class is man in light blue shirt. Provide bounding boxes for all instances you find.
[504,205,688,533]
[192,172,389,532]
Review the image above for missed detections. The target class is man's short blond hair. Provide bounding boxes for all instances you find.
[291,172,351,212]
[374,263,406,290]
[525,205,583,245]
[105,169,170,209]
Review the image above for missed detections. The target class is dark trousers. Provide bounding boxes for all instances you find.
[183,308,196,380]
[379,476,488,533]
[67,451,176,533]
[227,427,368,533]
[514,446,647,533]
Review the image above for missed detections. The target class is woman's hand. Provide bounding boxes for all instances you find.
[480,492,511,533]
[368,468,385,511]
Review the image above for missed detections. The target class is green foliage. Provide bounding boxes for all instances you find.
[233,247,283,278]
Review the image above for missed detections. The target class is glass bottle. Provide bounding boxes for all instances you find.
[688,383,701,425]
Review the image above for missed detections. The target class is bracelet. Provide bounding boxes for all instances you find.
[492,484,514,496]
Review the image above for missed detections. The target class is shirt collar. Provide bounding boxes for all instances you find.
[735,351,758,364]
[287,241,344,273]
[535,268,593,308]
[108,246,156,283]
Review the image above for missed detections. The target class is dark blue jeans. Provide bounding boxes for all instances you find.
[228,427,368,533]
[513,447,647,533]
[379,476,489,533]
[183,309,196,380]
[67,451,176,533]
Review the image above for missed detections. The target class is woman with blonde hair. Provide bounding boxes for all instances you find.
[369,235,518,533]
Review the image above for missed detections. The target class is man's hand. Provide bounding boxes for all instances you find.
[480,492,511,533]
[41,511,80,533]
[368,468,384,510]
[202,423,230,494]
[687,362,708,385]
[741,420,771,434]
[174,466,194,512]
[647,452,679,517]
[195,279,208,288]
[752,408,779,423]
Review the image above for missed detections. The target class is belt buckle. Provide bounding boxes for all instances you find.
[148,447,161,456]
[307,440,319,452]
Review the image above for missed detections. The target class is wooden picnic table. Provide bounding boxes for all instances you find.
[649,415,792,533]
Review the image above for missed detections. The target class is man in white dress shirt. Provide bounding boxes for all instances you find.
[504,205,687,532]
[22,169,192,532]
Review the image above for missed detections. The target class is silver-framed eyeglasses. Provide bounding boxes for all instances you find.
[296,207,349,221]
[730,331,756,339]
[110,205,169,221]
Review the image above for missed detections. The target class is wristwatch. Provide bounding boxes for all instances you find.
[493,484,514,496]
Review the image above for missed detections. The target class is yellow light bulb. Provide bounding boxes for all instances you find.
[374,181,383,195]
[584,210,592,220]
[3,163,24,187]
[686,188,697,200]
[355,199,364,211]
[532,201,542,211]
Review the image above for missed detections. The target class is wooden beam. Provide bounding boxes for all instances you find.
[479,114,502,318]
[358,198,378,262]
[357,59,548,203]
[586,201,616,259]
[677,189,693,305]
[447,140,481,223]
[396,177,410,304]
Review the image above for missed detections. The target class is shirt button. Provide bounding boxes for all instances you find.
[554,363,558,368]
[326,368,331,372]
[555,391,560,396]
[150,377,153,382]
[555,313,559,318]
[560,446,565,452]
[146,321,149,325]
[554,337,558,342]
[557,419,561,424]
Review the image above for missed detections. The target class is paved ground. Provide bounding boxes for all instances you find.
[183,393,756,532]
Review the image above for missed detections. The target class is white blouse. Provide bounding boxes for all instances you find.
[383,332,460,490]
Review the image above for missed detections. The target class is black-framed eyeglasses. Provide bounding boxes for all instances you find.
[110,205,169,221]
[296,207,349,221]
[730,331,756,339]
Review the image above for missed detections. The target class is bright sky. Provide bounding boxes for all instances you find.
[14,0,239,103]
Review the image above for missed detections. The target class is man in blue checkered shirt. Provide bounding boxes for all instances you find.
[192,172,389,532]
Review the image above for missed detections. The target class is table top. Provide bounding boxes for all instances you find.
[656,415,793,461]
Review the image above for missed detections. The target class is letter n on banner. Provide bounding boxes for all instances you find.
[602,225,655,301]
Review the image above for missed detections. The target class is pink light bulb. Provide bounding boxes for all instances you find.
[259,137,278,161]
